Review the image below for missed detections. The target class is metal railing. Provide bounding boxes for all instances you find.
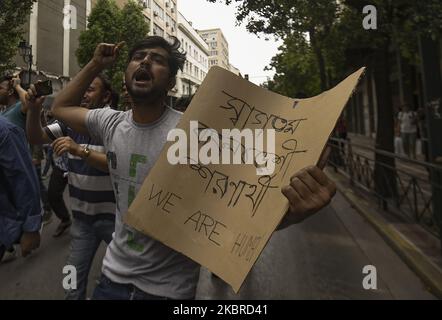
[327,137,442,239]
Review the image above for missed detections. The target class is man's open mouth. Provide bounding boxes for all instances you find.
[134,68,152,83]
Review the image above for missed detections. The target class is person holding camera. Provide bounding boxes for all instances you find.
[26,75,116,300]
[0,74,53,223]
[0,74,29,130]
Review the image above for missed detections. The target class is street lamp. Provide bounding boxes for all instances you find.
[18,40,33,88]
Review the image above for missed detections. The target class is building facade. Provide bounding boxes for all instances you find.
[116,0,178,41]
[198,28,229,71]
[12,0,179,97]
[13,0,96,90]
[176,11,209,98]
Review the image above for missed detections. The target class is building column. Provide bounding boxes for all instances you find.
[86,0,92,27]
[63,0,71,77]
[29,1,38,70]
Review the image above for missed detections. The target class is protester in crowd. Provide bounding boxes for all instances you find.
[0,74,28,130]
[42,142,53,178]
[38,108,70,236]
[0,116,42,263]
[26,75,117,300]
[50,36,336,300]
[1,74,53,222]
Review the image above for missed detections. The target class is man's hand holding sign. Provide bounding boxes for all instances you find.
[279,147,336,228]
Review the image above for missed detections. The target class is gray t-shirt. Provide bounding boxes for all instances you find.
[86,106,200,299]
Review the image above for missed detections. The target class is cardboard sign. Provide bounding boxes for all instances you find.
[124,66,365,292]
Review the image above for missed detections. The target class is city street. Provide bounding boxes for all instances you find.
[1,0,441,304]
[0,188,435,300]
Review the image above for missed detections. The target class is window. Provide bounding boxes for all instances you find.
[153,1,164,20]
[140,0,151,8]
[153,24,164,37]
[166,14,173,28]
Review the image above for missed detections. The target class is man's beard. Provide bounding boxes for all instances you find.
[127,83,165,104]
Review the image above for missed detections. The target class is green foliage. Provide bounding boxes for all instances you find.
[208,0,442,96]
[208,0,340,91]
[0,0,36,74]
[120,1,150,51]
[76,0,149,90]
[264,36,321,97]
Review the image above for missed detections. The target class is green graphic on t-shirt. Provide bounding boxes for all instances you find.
[126,231,144,252]
[129,154,147,177]
[128,154,147,206]
[126,154,147,251]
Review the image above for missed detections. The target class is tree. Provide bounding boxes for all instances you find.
[263,35,321,98]
[76,0,149,90]
[112,0,150,91]
[0,0,36,74]
[207,0,340,91]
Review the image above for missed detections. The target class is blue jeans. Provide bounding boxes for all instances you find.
[92,274,173,300]
[65,218,115,300]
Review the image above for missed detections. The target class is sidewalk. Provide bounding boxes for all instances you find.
[348,133,429,179]
[326,166,442,299]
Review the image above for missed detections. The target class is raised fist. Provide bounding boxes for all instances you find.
[92,42,125,68]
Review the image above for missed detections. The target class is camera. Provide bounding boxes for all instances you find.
[34,80,53,97]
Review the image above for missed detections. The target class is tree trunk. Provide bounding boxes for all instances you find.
[373,41,397,201]
[366,69,375,136]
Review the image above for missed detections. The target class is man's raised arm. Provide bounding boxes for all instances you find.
[51,42,124,134]
[11,77,29,114]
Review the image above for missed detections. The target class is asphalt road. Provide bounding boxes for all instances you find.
[0,191,435,300]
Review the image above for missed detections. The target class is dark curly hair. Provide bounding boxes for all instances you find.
[128,36,186,78]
